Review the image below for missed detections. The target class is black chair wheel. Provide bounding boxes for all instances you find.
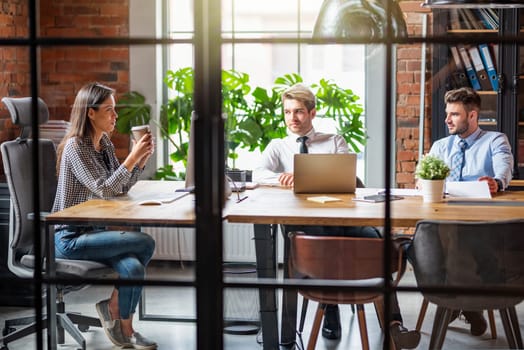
[78,324,89,332]
[2,327,15,336]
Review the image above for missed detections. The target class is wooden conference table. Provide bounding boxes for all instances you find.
[45,181,524,349]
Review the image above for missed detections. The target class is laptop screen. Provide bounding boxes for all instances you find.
[293,153,357,194]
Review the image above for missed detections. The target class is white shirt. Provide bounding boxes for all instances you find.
[253,128,349,184]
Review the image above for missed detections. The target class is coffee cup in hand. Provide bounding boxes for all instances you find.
[131,125,150,141]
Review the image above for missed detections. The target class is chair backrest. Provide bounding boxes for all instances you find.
[289,234,402,281]
[410,219,524,310]
[289,233,405,305]
[1,97,57,276]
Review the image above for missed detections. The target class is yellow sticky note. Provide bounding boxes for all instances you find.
[306,196,343,203]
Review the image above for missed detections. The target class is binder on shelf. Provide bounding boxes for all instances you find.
[467,45,491,91]
[478,9,499,30]
[460,9,483,30]
[478,43,499,91]
[485,8,500,28]
[474,9,489,29]
[449,46,469,88]
[457,45,482,91]
[457,9,473,29]
[490,43,499,72]
[449,9,461,30]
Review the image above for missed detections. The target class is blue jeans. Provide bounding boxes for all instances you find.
[55,227,156,319]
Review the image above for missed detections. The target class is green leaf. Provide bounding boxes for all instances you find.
[115,91,151,134]
[415,155,450,180]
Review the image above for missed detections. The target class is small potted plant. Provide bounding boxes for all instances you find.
[415,154,450,203]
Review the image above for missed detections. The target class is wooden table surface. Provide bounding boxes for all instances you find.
[226,186,524,227]
[45,180,196,226]
[46,181,524,227]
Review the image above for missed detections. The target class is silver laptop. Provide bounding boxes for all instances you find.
[293,153,357,194]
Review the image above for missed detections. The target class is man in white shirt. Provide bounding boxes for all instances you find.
[254,83,420,349]
[254,87,348,185]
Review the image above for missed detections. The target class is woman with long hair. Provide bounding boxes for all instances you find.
[53,82,157,349]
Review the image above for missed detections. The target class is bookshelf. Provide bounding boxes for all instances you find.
[518,11,524,179]
[431,7,524,179]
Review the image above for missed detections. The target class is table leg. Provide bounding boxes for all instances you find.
[254,224,279,350]
[46,224,57,350]
[280,227,297,347]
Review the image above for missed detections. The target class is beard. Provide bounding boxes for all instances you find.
[449,121,469,136]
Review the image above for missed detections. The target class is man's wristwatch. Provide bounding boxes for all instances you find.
[495,178,503,192]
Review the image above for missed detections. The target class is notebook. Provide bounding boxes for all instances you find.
[293,153,357,194]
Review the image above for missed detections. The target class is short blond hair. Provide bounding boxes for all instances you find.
[281,83,316,112]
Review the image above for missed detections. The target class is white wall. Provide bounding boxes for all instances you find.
[365,45,397,188]
[129,0,161,179]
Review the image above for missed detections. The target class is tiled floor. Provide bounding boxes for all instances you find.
[0,262,522,349]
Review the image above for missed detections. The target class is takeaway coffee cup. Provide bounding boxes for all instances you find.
[131,125,150,141]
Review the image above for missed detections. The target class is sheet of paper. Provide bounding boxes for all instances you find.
[446,181,492,199]
[307,196,343,203]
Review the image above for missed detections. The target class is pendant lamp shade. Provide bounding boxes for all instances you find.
[422,0,524,8]
[313,0,408,40]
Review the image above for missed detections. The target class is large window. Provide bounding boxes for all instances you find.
[165,0,367,179]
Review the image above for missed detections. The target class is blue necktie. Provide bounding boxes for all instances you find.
[297,136,308,154]
[449,139,467,181]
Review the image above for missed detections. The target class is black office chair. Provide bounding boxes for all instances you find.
[409,219,524,349]
[0,97,113,350]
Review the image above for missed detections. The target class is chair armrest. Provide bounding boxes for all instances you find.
[392,233,413,252]
[392,234,413,285]
[27,211,51,221]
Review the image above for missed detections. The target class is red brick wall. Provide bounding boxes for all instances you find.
[39,0,130,118]
[396,10,433,189]
[0,0,131,181]
[0,1,31,181]
[39,0,131,161]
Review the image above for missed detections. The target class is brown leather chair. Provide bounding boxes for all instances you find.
[288,232,406,350]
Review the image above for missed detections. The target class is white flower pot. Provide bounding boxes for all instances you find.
[419,179,445,203]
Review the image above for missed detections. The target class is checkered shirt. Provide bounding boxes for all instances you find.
[52,134,142,214]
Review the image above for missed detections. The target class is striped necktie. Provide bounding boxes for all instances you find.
[449,139,467,181]
[297,136,308,154]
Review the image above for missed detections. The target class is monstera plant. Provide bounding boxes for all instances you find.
[115,91,152,134]
[155,67,367,180]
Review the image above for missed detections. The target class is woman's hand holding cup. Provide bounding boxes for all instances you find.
[131,125,150,141]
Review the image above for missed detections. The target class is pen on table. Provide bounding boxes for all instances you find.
[236,196,248,203]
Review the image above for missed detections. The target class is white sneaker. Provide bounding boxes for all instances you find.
[122,332,158,350]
